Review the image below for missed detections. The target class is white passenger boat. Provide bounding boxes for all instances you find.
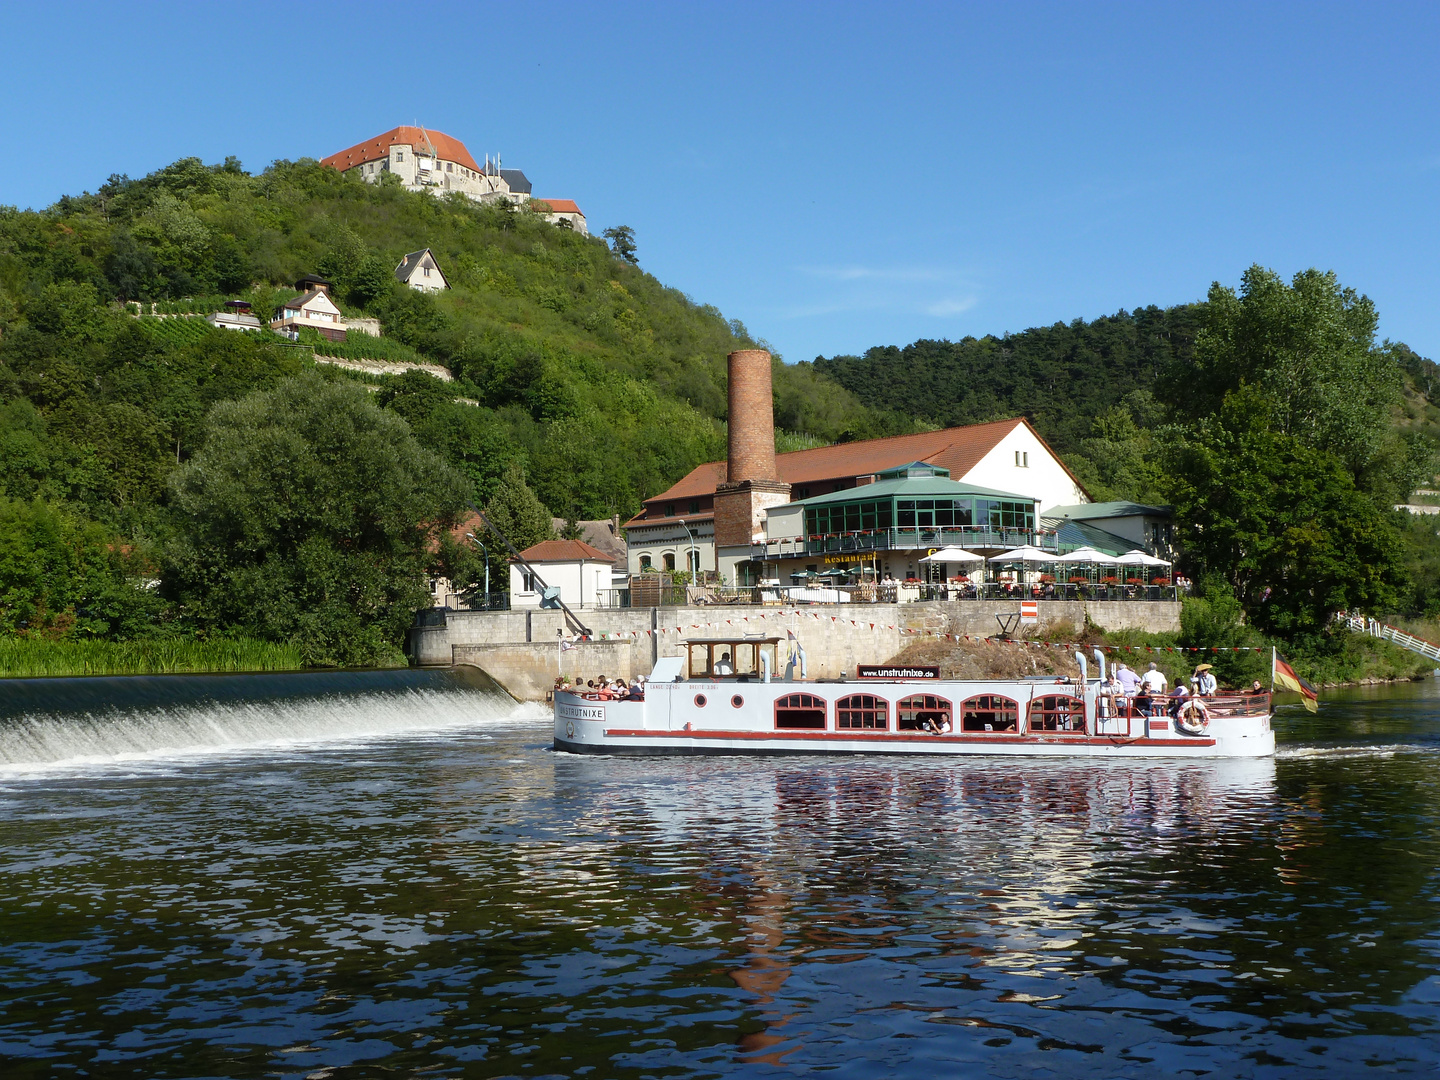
[553,636,1275,759]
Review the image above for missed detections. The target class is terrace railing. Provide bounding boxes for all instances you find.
[750,526,1060,560]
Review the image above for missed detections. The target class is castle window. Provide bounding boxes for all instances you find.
[446,162,453,172]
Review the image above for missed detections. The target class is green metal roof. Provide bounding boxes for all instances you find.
[1045,501,1173,520]
[1049,518,1140,557]
[781,474,1037,509]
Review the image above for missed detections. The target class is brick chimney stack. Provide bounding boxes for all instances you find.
[713,349,791,552]
[726,349,779,483]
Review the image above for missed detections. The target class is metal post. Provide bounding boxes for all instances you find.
[465,532,490,608]
[678,518,698,580]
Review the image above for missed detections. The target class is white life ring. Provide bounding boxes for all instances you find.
[1176,699,1209,735]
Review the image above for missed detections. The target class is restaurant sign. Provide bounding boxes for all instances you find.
[857,665,939,680]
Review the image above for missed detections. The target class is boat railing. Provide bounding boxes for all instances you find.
[1098,691,1271,722]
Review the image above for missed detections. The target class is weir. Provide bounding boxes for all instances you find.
[0,668,527,770]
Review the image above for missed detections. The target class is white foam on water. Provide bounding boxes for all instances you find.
[0,688,550,775]
[1276,743,1434,761]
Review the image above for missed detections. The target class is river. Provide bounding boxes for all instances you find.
[1,670,1438,1077]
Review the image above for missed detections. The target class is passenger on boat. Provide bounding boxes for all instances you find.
[1141,663,1168,697]
[1115,662,1141,699]
[1099,673,1124,717]
[628,677,645,701]
[1133,686,1156,717]
[921,711,953,734]
[1166,682,1191,718]
[714,651,734,675]
[1193,664,1218,696]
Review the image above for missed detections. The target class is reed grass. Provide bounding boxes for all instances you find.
[0,638,305,678]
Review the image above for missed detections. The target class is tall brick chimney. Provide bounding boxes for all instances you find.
[714,349,791,551]
[726,349,779,483]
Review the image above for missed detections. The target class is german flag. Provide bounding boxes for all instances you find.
[1273,650,1319,713]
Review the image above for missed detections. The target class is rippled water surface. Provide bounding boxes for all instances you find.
[3,672,1440,1077]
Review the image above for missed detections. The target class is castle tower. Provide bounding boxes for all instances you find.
[713,350,792,553]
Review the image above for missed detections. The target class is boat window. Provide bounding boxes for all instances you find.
[960,694,1019,732]
[836,694,887,730]
[897,694,952,732]
[775,693,827,730]
[1029,694,1086,734]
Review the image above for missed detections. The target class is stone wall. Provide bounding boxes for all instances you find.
[410,598,1180,700]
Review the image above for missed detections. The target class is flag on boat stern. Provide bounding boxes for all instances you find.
[1273,650,1319,712]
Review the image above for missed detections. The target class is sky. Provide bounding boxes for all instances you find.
[5,1,1440,362]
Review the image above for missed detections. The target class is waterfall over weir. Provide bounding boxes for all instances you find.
[0,667,537,770]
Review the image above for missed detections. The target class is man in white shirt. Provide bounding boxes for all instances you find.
[1141,662,1168,696]
[1196,666,1218,696]
[713,651,734,676]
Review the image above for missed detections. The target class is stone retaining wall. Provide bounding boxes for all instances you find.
[411,600,1181,701]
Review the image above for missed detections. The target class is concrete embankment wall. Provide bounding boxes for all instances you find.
[412,600,1180,701]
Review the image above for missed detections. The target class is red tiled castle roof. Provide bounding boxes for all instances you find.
[534,198,583,215]
[321,126,481,174]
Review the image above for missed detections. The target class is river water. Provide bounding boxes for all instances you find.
[2,671,1439,1077]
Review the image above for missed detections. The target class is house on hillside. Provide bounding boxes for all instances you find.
[394,249,449,293]
[321,126,516,203]
[270,275,346,342]
[206,300,262,332]
[533,198,588,236]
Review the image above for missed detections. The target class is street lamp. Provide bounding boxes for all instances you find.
[677,518,699,580]
[465,532,490,609]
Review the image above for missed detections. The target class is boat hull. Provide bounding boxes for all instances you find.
[553,680,1275,760]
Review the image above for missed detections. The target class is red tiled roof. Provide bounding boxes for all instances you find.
[516,539,613,563]
[321,126,481,174]
[534,198,583,215]
[642,419,1050,508]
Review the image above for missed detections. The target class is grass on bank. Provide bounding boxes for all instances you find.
[0,637,306,678]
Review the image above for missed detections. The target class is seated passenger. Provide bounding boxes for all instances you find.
[628,678,645,701]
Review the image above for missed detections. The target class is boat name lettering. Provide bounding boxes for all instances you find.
[558,703,606,721]
[857,665,939,680]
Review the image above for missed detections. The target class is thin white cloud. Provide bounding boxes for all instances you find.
[925,296,978,317]
[797,264,950,283]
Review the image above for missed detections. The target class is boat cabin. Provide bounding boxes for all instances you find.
[682,637,782,680]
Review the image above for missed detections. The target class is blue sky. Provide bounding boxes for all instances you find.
[5,2,1440,361]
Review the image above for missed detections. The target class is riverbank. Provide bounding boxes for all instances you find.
[0,637,309,678]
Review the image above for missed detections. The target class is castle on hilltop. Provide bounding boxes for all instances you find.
[320,126,586,235]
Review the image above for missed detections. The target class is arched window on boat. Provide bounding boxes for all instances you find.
[1028,694,1086,735]
[960,694,1019,733]
[775,693,827,730]
[836,694,888,730]
[897,694,952,732]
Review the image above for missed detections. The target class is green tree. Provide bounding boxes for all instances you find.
[481,461,555,560]
[1179,265,1419,501]
[603,225,638,264]
[163,374,469,666]
[1167,388,1408,637]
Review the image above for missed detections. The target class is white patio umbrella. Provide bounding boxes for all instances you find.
[1115,550,1171,567]
[919,546,986,564]
[1053,546,1120,565]
[987,545,1055,564]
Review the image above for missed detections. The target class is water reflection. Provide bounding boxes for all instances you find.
[1,680,1438,1076]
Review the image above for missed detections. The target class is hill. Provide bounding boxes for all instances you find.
[0,156,909,525]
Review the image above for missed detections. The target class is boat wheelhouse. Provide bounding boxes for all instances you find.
[554,636,1274,759]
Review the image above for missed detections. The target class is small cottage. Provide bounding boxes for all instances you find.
[270,275,346,342]
[394,249,449,293]
[510,539,616,610]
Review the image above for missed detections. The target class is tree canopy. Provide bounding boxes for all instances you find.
[163,375,468,666]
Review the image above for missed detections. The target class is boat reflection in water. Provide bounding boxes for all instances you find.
[558,751,1280,1065]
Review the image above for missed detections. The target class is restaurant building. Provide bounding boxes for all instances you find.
[624,350,1094,582]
